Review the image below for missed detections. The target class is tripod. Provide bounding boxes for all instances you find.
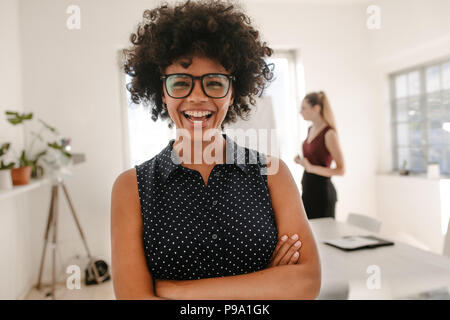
[35,174,101,299]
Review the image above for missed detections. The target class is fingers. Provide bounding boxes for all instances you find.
[278,236,302,265]
[271,235,288,260]
[267,235,287,267]
[287,251,300,265]
[271,234,301,266]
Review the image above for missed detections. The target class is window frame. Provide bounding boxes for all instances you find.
[390,55,450,174]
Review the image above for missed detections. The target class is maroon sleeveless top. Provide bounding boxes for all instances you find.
[302,126,333,168]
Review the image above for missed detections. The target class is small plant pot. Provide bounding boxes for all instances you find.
[11,166,32,186]
[0,169,13,190]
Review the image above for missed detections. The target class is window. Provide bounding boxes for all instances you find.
[264,51,305,190]
[224,50,305,190]
[125,75,174,167]
[390,57,450,174]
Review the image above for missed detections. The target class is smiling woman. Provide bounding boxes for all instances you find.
[122,0,273,131]
[111,0,321,300]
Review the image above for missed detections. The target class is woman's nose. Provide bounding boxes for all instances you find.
[187,79,208,102]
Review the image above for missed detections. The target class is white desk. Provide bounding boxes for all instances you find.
[310,218,450,299]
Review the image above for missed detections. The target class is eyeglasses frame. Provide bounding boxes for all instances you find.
[160,73,235,99]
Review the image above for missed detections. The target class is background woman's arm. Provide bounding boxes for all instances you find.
[308,129,345,177]
[155,157,321,300]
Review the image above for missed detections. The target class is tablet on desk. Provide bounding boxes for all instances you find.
[323,235,394,251]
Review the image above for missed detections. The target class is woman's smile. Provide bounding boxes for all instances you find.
[181,109,216,129]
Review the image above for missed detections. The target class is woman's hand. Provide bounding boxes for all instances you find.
[267,234,302,267]
[293,154,302,164]
[299,157,312,173]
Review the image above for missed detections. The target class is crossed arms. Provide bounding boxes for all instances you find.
[111,157,321,300]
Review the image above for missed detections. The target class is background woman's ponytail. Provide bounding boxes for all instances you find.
[304,91,337,131]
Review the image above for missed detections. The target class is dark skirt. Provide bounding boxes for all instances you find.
[301,171,337,219]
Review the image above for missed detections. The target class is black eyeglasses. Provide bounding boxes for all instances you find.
[161,73,235,99]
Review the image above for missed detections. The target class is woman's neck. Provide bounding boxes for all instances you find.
[172,133,227,167]
[311,117,327,129]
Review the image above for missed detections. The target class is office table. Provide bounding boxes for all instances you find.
[309,218,450,299]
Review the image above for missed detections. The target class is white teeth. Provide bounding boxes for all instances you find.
[183,110,213,117]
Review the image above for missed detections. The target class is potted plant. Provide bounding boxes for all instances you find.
[0,143,15,189]
[5,110,72,185]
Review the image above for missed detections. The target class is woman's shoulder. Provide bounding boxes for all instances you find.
[112,168,138,196]
[111,168,141,222]
[241,145,272,170]
[263,154,291,190]
[324,127,337,139]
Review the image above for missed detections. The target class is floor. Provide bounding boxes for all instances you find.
[24,279,115,300]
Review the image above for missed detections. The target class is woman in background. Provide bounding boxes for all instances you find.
[294,91,345,219]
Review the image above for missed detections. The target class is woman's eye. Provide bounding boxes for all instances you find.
[206,81,224,87]
[172,81,190,87]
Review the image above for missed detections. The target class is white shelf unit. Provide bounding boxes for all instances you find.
[0,177,51,201]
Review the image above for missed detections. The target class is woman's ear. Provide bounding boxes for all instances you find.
[162,91,166,104]
[161,82,166,104]
[229,87,234,106]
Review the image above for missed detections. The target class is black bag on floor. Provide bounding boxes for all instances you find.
[85,259,111,285]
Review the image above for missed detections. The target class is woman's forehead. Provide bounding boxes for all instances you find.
[165,55,227,74]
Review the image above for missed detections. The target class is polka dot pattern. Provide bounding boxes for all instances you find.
[135,133,278,280]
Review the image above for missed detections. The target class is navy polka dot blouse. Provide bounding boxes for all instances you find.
[135,133,278,280]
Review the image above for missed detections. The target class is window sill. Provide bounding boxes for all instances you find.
[377,172,450,181]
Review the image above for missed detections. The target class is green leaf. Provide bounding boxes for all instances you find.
[47,141,72,158]
[7,118,22,125]
[0,160,15,170]
[18,150,33,167]
[5,111,33,125]
[39,119,58,134]
[47,142,62,150]
[62,151,72,158]
[0,143,11,157]
[34,150,47,160]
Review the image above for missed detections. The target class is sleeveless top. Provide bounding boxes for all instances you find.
[135,133,278,281]
[302,126,333,168]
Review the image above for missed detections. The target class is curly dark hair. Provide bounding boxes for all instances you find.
[123,0,274,130]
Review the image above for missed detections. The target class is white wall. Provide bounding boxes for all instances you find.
[369,0,450,253]
[0,0,31,300]
[0,0,24,142]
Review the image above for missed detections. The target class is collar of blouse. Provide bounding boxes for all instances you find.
[157,133,254,182]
